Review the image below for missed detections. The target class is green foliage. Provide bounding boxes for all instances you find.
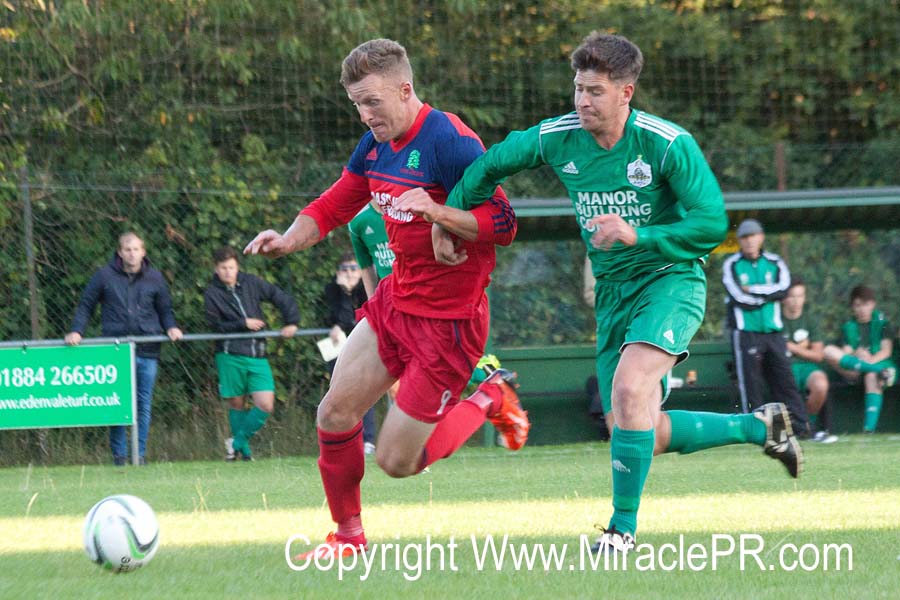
[1,1,898,456]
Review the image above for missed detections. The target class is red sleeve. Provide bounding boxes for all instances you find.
[470,186,517,246]
[300,168,371,240]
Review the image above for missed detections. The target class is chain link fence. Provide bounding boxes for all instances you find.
[0,179,365,466]
[2,1,899,464]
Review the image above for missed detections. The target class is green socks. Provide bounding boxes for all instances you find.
[666,410,766,453]
[228,407,270,456]
[228,408,247,442]
[608,426,654,536]
[839,354,883,374]
[864,393,882,432]
[243,406,270,441]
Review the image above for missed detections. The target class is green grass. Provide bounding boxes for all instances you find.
[2,436,899,599]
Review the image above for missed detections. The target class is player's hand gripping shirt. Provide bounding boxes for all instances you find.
[302,104,516,319]
[447,109,727,281]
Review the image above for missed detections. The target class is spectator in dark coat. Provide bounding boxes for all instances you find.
[66,232,183,465]
[204,246,299,461]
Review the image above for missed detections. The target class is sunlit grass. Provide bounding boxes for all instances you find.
[1,437,898,598]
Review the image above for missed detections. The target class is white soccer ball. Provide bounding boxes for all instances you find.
[83,494,160,572]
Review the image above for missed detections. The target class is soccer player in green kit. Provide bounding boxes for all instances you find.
[441,32,803,552]
[348,200,396,297]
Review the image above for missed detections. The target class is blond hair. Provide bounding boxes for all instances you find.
[340,38,413,87]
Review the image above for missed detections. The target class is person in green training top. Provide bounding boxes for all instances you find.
[438,31,803,553]
[823,285,896,432]
[348,199,397,297]
[723,218,810,436]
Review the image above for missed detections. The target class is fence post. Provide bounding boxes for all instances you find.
[20,166,42,340]
[20,165,49,460]
[774,141,787,192]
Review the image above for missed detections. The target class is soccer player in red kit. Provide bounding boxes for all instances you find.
[245,38,529,559]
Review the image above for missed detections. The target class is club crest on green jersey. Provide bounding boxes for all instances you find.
[627,155,652,188]
[792,329,810,343]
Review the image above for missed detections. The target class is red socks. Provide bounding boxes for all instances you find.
[419,385,500,470]
[317,423,365,541]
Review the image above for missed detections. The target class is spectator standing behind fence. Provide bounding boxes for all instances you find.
[723,219,809,435]
[65,232,183,466]
[441,32,802,555]
[203,246,299,461]
[822,285,897,433]
[323,252,377,454]
[781,277,837,443]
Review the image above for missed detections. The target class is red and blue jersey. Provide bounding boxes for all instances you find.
[302,104,516,319]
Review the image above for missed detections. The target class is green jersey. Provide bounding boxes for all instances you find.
[447,109,727,280]
[782,313,821,366]
[841,310,891,354]
[348,203,395,279]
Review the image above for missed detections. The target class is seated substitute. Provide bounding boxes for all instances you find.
[781,277,837,443]
[822,285,896,433]
[204,246,299,460]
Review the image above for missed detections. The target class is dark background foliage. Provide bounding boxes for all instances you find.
[1,0,897,463]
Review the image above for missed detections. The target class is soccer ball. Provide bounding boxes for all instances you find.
[83,495,160,572]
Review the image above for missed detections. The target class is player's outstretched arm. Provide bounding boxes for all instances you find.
[244,214,320,258]
[394,188,480,241]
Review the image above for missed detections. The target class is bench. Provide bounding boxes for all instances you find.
[496,342,899,444]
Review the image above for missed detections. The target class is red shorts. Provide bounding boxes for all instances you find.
[357,278,489,423]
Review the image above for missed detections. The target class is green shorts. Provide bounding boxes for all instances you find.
[215,353,275,398]
[791,361,822,392]
[593,261,706,413]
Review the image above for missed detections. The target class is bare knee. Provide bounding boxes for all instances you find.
[375,448,419,478]
[822,345,842,365]
[251,391,275,413]
[613,380,650,423]
[808,372,829,396]
[317,392,361,431]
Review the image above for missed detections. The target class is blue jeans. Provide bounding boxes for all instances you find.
[110,356,158,460]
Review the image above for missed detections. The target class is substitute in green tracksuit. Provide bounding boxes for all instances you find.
[723,218,809,434]
[441,31,803,550]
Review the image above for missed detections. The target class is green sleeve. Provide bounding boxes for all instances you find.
[446,125,546,210]
[634,134,728,262]
[348,224,373,270]
[841,321,856,348]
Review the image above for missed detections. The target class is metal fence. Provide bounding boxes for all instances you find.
[3,2,900,463]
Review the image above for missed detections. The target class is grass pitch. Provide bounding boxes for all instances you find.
[1,436,899,599]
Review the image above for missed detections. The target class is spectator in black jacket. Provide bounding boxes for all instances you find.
[204,246,299,461]
[65,232,183,466]
[322,252,377,453]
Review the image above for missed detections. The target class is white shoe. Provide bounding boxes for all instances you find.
[812,430,839,444]
[363,442,376,455]
[225,437,235,461]
[590,526,635,554]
